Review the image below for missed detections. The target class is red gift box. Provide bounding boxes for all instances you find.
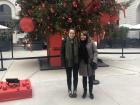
[0,79,32,102]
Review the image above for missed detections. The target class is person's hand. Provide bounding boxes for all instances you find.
[91,62,97,70]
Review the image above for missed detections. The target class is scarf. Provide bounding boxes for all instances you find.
[65,37,79,66]
[79,40,89,64]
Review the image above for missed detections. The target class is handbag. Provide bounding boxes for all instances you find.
[90,61,97,70]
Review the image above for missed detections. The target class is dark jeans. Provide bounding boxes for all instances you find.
[83,76,93,93]
[66,64,79,91]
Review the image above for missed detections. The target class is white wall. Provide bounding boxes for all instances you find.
[0,0,20,20]
[119,0,140,39]
[0,5,11,23]
[0,0,21,43]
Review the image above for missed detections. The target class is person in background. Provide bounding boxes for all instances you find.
[61,28,79,98]
[78,31,98,99]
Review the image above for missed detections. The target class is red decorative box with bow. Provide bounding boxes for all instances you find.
[0,79,32,102]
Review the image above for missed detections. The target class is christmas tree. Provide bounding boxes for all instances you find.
[16,0,134,41]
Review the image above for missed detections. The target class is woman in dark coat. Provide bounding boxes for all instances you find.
[79,31,98,99]
[61,28,79,98]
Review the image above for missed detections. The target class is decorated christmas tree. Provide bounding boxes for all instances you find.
[16,0,134,41]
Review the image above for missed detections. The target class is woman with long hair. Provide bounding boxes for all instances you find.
[79,31,98,99]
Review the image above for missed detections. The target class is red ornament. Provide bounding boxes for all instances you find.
[100,13,110,25]
[47,16,50,20]
[63,29,68,35]
[87,19,92,25]
[72,1,78,8]
[62,16,65,20]
[50,7,55,13]
[85,0,101,14]
[110,15,119,23]
[19,17,34,33]
[67,17,72,23]
[28,9,32,15]
[63,2,67,8]
[42,3,45,8]
[78,18,82,22]
[39,3,46,12]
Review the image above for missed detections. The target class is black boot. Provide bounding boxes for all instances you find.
[82,77,87,98]
[82,90,87,98]
[89,76,94,99]
[89,93,94,99]
[72,90,77,98]
[68,90,73,98]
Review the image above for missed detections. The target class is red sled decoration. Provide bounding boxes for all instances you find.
[0,79,32,102]
[19,17,34,33]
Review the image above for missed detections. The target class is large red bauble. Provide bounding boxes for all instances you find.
[19,17,34,32]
